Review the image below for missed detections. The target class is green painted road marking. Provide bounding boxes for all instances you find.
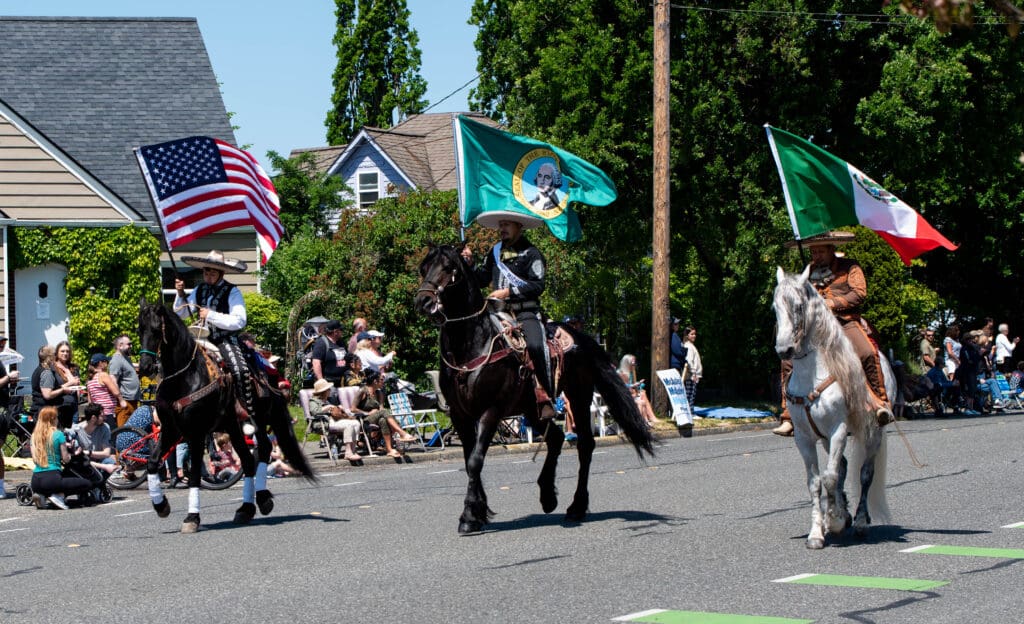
[772,572,947,591]
[902,544,1024,559]
[1001,521,1024,528]
[613,609,813,624]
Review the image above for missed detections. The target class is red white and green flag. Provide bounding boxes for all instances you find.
[765,125,957,265]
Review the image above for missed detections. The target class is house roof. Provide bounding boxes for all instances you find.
[288,145,348,173]
[310,112,500,191]
[0,16,238,224]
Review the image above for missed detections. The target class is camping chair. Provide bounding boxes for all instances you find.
[590,393,614,437]
[425,370,457,447]
[2,410,33,460]
[994,373,1024,410]
[298,388,339,466]
[387,393,443,452]
[494,414,532,445]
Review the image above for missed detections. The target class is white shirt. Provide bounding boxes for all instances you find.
[174,280,246,332]
[995,333,1015,364]
[356,347,394,373]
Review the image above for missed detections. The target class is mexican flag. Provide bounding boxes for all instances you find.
[454,115,617,242]
[766,125,957,265]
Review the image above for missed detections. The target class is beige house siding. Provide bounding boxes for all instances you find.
[0,116,130,221]
[162,230,260,292]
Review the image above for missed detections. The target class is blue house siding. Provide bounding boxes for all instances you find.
[329,141,413,228]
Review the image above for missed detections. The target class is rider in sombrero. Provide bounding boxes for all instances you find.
[773,230,894,437]
[173,250,257,421]
[460,209,557,420]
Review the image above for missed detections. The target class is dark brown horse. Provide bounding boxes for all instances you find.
[138,299,313,532]
[415,244,654,534]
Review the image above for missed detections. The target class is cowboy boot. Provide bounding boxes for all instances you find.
[862,356,894,426]
[535,385,555,420]
[772,410,794,437]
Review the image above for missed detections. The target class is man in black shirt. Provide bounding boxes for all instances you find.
[311,319,347,385]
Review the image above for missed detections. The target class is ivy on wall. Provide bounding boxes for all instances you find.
[11,226,162,367]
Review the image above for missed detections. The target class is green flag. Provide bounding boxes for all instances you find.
[455,115,617,242]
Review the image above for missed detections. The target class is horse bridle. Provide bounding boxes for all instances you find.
[140,311,200,383]
[417,251,491,325]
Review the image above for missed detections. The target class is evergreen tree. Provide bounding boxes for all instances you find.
[326,0,429,145]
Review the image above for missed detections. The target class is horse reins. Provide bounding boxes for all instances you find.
[786,375,836,440]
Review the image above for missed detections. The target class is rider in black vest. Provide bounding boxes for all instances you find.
[173,250,256,420]
[462,217,556,419]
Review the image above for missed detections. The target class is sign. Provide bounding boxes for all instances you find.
[656,368,692,427]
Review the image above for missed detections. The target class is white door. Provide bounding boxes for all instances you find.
[14,263,69,387]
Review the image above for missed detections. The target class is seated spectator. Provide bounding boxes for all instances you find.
[355,370,415,458]
[617,354,659,427]
[976,375,1005,412]
[267,435,301,478]
[1010,361,1024,394]
[341,352,365,387]
[209,433,241,482]
[355,331,395,374]
[85,353,122,428]
[71,403,117,475]
[29,406,91,509]
[309,378,362,463]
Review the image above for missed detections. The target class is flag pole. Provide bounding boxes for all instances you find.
[452,113,466,242]
[133,147,183,288]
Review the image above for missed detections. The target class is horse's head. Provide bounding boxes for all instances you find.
[415,243,472,325]
[137,298,165,378]
[772,265,816,360]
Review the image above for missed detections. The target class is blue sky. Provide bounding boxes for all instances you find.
[0,0,479,171]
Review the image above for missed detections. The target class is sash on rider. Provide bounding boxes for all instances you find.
[493,243,528,290]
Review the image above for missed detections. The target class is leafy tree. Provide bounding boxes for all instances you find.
[268,150,352,239]
[326,0,429,144]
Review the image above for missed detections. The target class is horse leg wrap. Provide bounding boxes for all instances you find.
[148,474,164,505]
[188,487,201,514]
[255,462,268,492]
[242,476,255,504]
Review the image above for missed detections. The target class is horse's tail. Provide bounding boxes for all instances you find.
[577,335,655,458]
[867,433,889,523]
[269,393,317,482]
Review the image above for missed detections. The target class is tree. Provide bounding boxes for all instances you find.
[268,150,352,239]
[326,0,429,145]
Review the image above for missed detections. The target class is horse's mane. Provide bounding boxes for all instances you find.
[778,272,870,430]
[142,302,196,355]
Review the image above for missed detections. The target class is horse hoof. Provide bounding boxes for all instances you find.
[458,520,483,535]
[806,537,825,550]
[233,502,256,524]
[565,503,588,522]
[153,496,171,518]
[256,490,274,516]
[181,513,200,533]
[540,492,558,514]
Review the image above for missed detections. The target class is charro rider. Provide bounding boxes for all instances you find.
[461,211,557,420]
[173,250,256,420]
[773,231,894,437]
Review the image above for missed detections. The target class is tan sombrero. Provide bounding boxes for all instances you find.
[181,249,248,274]
[784,230,855,249]
[474,210,545,230]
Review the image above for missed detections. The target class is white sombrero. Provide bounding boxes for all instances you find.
[474,210,545,230]
[181,249,248,274]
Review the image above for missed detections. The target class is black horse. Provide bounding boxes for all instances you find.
[414,244,655,534]
[138,299,314,533]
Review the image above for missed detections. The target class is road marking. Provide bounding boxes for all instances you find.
[772,572,948,591]
[318,472,343,478]
[331,481,364,487]
[512,460,532,464]
[0,528,29,534]
[614,609,812,623]
[103,499,134,506]
[428,469,458,475]
[115,510,154,517]
[0,517,26,524]
[902,544,1024,558]
[1001,521,1024,528]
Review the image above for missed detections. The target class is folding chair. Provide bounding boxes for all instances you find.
[387,393,444,451]
[2,411,33,459]
[298,388,339,466]
[337,386,379,457]
[425,370,458,447]
[590,393,615,437]
[994,373,1024,410]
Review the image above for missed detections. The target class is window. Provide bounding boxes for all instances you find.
[358,171,379,209]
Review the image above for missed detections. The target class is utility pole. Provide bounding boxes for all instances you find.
[651,0,671,415]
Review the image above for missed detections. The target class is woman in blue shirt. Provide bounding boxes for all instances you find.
[30,406,91,509]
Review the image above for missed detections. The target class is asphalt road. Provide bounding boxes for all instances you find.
[2,413,1023,624]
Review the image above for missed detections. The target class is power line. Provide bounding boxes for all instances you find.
[669,4,1018,27]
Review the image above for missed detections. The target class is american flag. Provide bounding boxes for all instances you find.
[136,136,284,264]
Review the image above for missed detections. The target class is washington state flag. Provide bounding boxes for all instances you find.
[766,125,957,265]
[455,115,617,242]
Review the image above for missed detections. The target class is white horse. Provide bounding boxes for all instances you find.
[773,266,891,549]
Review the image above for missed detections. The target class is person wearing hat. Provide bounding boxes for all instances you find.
[173,250,257,419]
[311,320,347,386]
[461,214,556,418]
[309,378,362,463]
[355,329,395,374]
[774,231,894,436]
[85,353,121,427]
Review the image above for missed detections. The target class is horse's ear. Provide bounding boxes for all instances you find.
[799,264,811,283]
[776,266,785,284]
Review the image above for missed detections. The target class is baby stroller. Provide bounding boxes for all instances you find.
[15,436,113,507]
[1,397,34,459]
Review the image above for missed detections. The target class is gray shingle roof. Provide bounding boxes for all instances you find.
[0,16,237,223]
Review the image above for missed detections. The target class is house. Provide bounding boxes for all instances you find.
[289,111,499,228]
[0,16,260,368]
